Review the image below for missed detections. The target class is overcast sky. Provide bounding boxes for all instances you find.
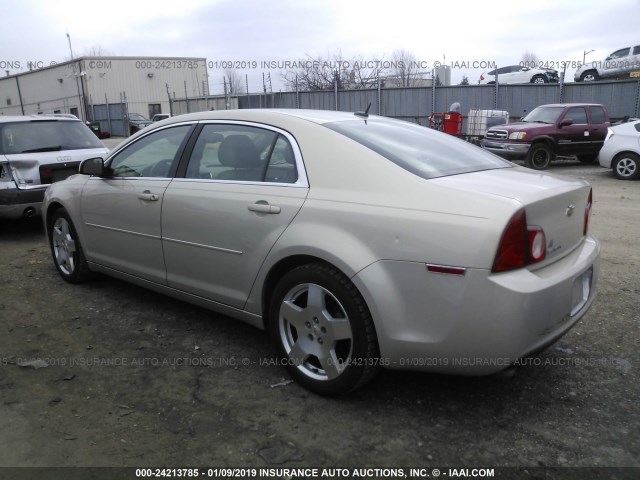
[2,0,639,93]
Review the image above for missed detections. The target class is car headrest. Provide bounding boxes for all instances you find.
[218,135,260,168]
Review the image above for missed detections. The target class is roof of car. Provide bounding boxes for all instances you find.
[537,103,605,108]
[162,108,378,126]
[0,115,81,123]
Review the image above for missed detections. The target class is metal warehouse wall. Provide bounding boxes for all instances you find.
[0,57,208,121]
[82,57,208,118]
[0,62,85,116]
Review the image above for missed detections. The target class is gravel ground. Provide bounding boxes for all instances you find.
[0,158,638,480]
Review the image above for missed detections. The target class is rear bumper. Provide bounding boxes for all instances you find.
[0,186,45,219]
[481,140,531,159]
[352,235,600,375]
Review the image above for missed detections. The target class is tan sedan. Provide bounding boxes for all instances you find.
[43,109,600,394]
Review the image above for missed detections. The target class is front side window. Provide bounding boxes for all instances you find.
[564,107,588,125]
[0,120,103,155]
[108,125,191,178]
[324,118,510,179]
[185,124,298,183]
[608,48,630,59]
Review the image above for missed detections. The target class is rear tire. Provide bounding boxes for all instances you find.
[612,153,640,180]
[49,209,92,283]
[525,143,554,170]
[269,263,380,395]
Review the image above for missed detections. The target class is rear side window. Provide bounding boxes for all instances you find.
[185,124,298,183]
[589,106,607,124]
[0,120,104,155]
[564,107,588,125]
[324,118,511,179]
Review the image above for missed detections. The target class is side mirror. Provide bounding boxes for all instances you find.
[80,157,105,176]
[560,118,573,127]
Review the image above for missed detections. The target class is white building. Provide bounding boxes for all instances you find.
[0,56,208,135]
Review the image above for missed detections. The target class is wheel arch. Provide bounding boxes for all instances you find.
[580,69,599,81]
[259,254,354,331]
[530,136,555,149]
[44,202,66,239]
[613,150,639,162]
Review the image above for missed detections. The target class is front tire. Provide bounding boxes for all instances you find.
[49,209,92,283]
[525,143,554,170]
[531,75,547,84]
[580,70,599,82]
[612,153,640,180]
[269,263,380,395]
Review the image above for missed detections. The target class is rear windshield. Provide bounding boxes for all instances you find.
[324,118,511,179]
[0,120,104,155]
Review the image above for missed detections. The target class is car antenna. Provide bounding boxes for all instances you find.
[354,102,372,120]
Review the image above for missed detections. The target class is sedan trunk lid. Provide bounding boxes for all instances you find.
[430,166,592,265]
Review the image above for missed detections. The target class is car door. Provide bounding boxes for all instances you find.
[631,46,640,75]
[80,124,194,284]
[495,66,514,84]
[555,107,591,155]
[510,65,531,84]
[162,122,308,309]
[587,105,608,152]
[603,47,630,78]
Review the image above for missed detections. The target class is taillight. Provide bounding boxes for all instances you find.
[528,226,546,263]
[492,209,546,273]
[584,189,592,236]
[39,166,53,184]
[480,75,485,81]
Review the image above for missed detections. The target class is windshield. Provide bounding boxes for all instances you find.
[522,106,564,124]
[0,120,104,155]
[129,113,149,121]
[324,118,511,179]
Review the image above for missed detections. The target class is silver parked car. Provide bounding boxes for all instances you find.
[575,45,640,82]
[43,109,600,394]
[598,119,640,180]
[0,115,108,219]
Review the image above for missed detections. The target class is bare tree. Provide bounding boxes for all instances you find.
[82,45,113,56]
[386,49,420,87]
[224,69,244,94]
[281,53,349,91]
[348,54,386,88]
[281,52,383,91]
[521,50,540,66]
[459,75,470,86]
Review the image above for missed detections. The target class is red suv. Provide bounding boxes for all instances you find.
[481,103,610,169]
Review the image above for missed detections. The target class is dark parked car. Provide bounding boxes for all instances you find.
[481,103,610,169]
[127,113,153,134]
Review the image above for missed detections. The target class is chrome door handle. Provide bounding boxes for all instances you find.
[248,202,281,214]
[138,191,159,202]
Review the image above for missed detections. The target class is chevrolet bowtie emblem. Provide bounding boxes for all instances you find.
[565,204,576,217]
